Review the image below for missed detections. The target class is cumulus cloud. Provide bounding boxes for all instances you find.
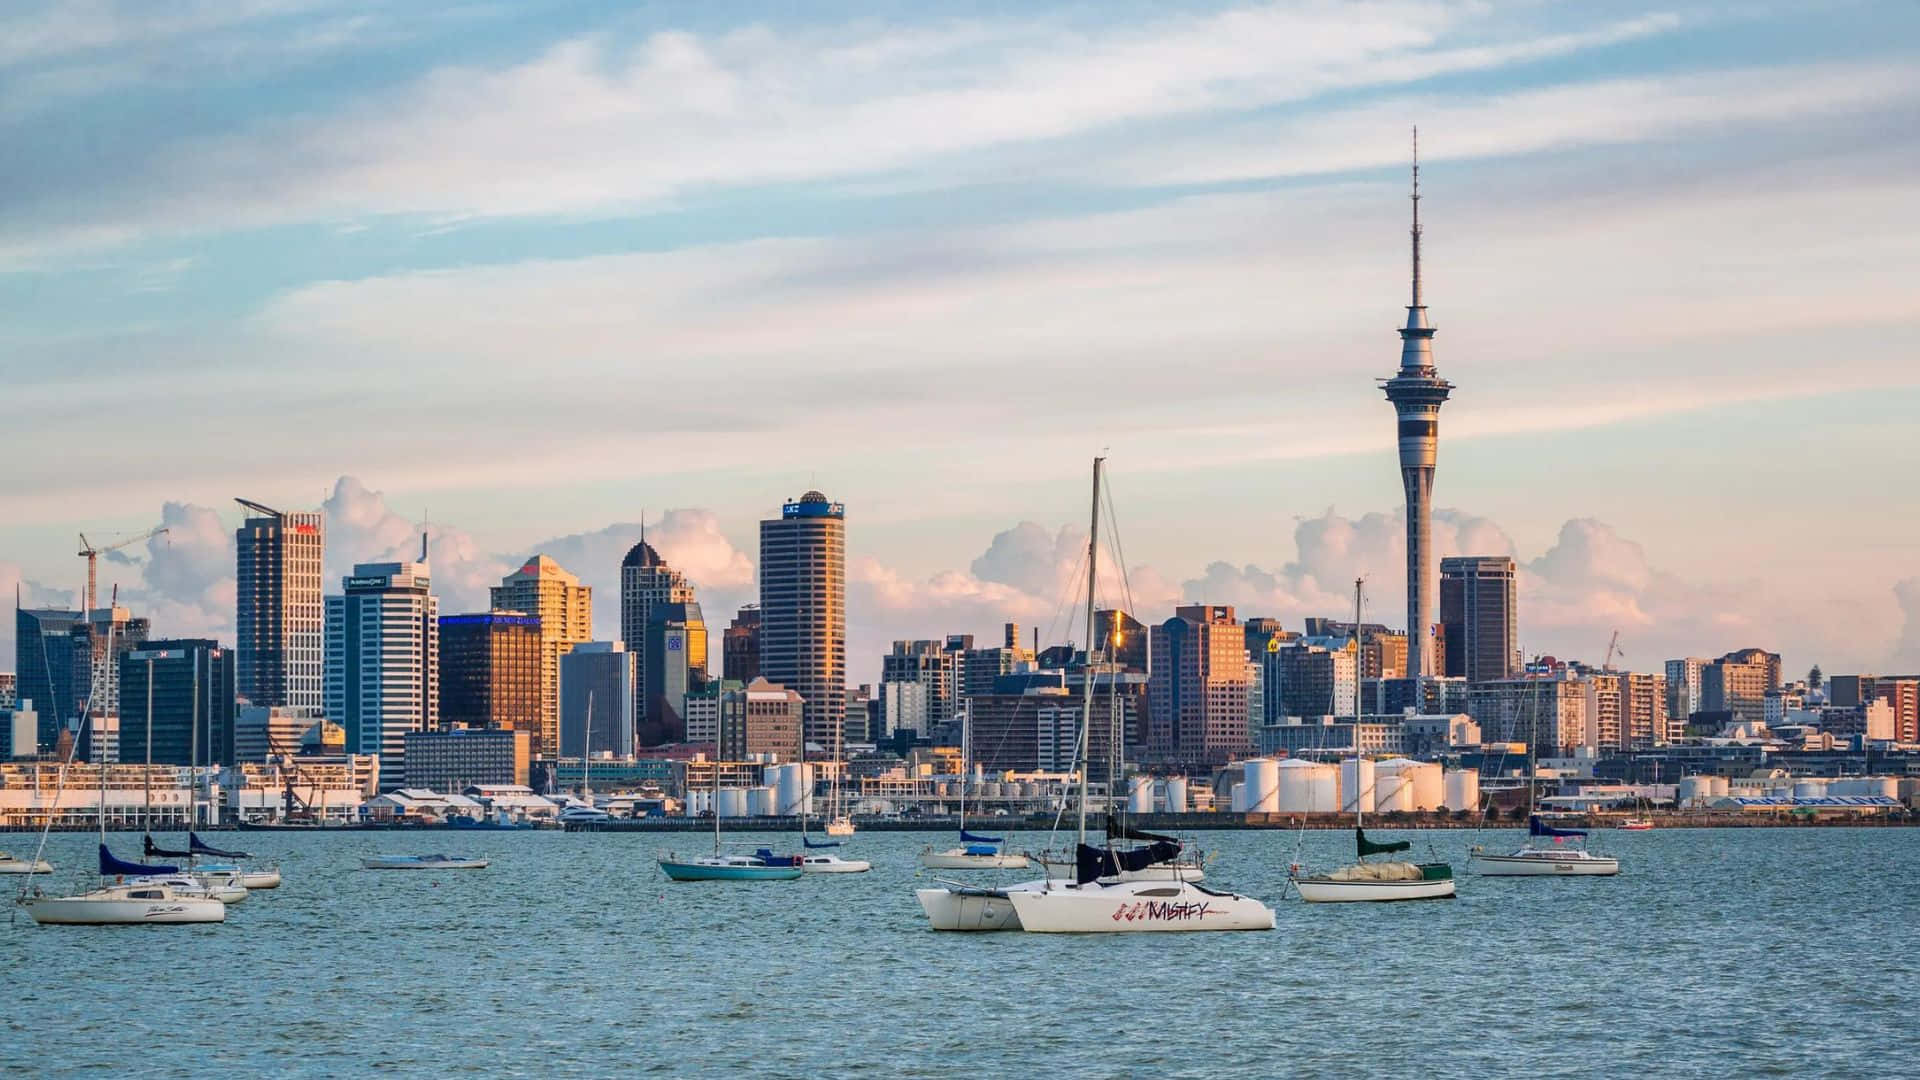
[322,476,511,616]
[518,509,757,640]
[0,564,76,665]
[1891,579,1920,672]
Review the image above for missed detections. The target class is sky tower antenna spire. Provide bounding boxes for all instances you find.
[1410,125,1422,310]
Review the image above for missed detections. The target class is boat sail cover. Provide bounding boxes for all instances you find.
[801,835,842,849]
[189,833,252,858]
[1075,840,1183,885]
[1355,828,1411,858]
[143,834,193,859]
[100,843,178,876]
[959,829,1003,844]
[1103,814,1178,844]
[1528,815,1587,838]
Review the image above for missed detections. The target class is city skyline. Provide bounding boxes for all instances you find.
[4,2,1920,679]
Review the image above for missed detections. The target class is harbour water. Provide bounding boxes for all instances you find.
[6,826,1914,1077]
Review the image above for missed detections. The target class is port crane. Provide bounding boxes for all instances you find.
[1603,630,1623,671]
[77,525,168,613]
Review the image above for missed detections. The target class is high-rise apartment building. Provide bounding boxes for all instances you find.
[723,605,761,682]
[234,499,324,710]
[67,606,149,726]
[1717,648,1782,692]
[1271,641,1358,720]
[326,562,438,789]
[881,640,957,734]
[641,601,707,744]
[438,612,543,736]
[558,642,638,759]
[759,491,846,755]
[1092,610,1149,672]
[620,540,697,723]
[1830,675,1920,744]
[0,672,14,711]
[719,677,804,762]
[119,640,236,767]
[1702,653,1771,722]
[489,555,593,758]
[1665,658,1707,722]
[1440,555,1517,684]
[1467,674,1595,756]
[1618,670,1672,749]
[1147,605,1250,769]
[16,607,81,747]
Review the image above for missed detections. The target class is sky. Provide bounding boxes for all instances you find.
[3,0,1918,684]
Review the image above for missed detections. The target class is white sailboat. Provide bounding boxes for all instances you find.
[1291,578,1457,903]
[16,592,226,926]
[933,457,1275,933]
[1469,666,1619,877]
[0,852,53,875]
[917,701,1027,869]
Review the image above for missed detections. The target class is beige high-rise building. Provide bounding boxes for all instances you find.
[759,492,846,756]
[489,555,592,757]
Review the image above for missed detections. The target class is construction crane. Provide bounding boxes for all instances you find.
[77,525,169,614]
[1603,630,1623,671]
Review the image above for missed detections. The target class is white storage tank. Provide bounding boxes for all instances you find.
[777,763,814,816]
[1128,776,1154,814]
[979,781,1002,800]
[1443,769,1480,813]
[1163,777,1189,814]
[683,790,707,817]
[1865,777,1900,800]
[747,787,776,816]
[1710,776,1731,797]
[1373,768,1414,813]
[717,788,748,818]
[1792,779,1827,799]
[1243,758,1281,813]
[1340,758,1376,815]
[1275,759,1317,813]
[1403,762,1445,811]
[1227,781,1248,813]
[1678,775,1713,807]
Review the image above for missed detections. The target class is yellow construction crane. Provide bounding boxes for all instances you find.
[77,525,168,613]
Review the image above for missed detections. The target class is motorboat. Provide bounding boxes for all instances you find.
[800,853,871,874]
[1470,816,1620,876]
[362,854,490,870]
[18,882,227,925]
[1617,818,1654,831]
[1002,845,1274,932]
[658,852,803,881]
[0,851,52,874]
[558,804,611,825]
[126,873,249,904]
[1292,827,1457,903]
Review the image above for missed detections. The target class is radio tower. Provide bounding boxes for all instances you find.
[1380,128,1453,684]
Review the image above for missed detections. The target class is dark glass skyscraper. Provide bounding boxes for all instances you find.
[1439,556,1517,685]
[119,640,236,767]
[15,606,81,749]
[438,611,544,735]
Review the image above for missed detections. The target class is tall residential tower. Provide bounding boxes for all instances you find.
[234,498,324,709]
[1379,131,1453,684]
[759,491,846,756]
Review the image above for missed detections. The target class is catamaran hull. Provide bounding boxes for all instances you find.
[1005,883,1274,932]
[1293,877,1457,902]
[659,860,802,881]
[1470,853,1619,876]
[918,852,1030,870]
[19,894,227,925]
[917,887,1024,931]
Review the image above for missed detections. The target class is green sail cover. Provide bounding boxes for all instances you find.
[1356,827,1411,858]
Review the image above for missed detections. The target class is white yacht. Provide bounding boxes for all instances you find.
[1471,816,1620,876]
[127,872,249,904]
[800,853,872,874]
[20,882,227,925]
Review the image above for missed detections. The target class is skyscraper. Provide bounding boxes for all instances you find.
[68,606,149,726]
[1439,555,1517,685]
[558,642,638,759]
[120,640,236,768]
[1379,133,1452,684]
[723,605,761,681]
[641,600,707,744]
[438,611,543,735]
[620,538,696,723]
[326,561,438,788]
[16,606,82,746]
[234,498,324,709]
[489,555,593,758]
[1146,605,1251,769]
[759,491,845,755]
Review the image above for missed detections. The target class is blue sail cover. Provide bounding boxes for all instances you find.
[189,833,251,858]
[801,835,842,849]
[1529,815,1587,838]
[100,843,177,876]
[144,834,193,859]
[959,829,1003,844]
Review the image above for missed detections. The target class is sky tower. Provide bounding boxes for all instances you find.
[1380,129,1453,683]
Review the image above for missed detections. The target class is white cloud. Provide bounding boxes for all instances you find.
[512,509,758,640]
[1891,579,1920,673]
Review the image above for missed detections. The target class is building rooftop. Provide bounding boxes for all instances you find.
[622,540,665,569]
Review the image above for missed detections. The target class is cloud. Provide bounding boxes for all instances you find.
[1891,579,1920,673]
[321,475,510,616]
[0,564,76,668]
[513,509,757,640]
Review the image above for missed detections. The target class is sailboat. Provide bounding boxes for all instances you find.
[918,701,1028,869]
[963,458,1275,933]
[823,708,855,838]
[0,852,53,875]
[1291,579,1456,903]
[17,590,226,925]
[658,755,802,882]
[1469,665,1620,876]
[126,657,248,904]
[797,757,869,873]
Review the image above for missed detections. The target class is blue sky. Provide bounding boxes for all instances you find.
[3,0,1918,679]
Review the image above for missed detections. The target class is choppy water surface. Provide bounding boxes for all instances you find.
[5,826,1914,1077]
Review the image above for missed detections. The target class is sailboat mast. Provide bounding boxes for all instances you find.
[145,656,154,837]
[1352,577,1364,833]
[583,690,593,800]
[1077,456,1104,846]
